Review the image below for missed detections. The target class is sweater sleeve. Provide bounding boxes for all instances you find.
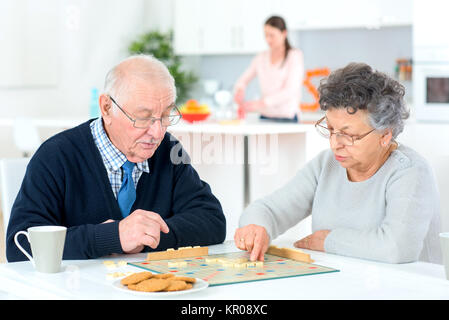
[6,140,123,262]
[239,151,324,241]
[324,157,440,263]
[261,50,304,113]
[234,54,260,92]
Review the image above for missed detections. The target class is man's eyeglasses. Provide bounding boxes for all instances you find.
[109,96,182,129]
[315,116,375,146]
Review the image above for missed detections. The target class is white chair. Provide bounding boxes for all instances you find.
[0,158,30,238]
[421,155,449,264]
[13,118,41,157]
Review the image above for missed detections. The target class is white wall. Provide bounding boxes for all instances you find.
[398,122,449,233]
[0,0,147,120]
[0,0,156,158]
[142,0,173,32]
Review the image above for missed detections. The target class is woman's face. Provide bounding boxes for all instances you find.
[325,108,391,173]
[264,24,287,51]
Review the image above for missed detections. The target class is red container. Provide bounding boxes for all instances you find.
[181,112,210,123]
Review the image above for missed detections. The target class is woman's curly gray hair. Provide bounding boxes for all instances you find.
[318,62,409,138]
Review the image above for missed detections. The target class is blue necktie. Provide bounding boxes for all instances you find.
[117,160,136,218]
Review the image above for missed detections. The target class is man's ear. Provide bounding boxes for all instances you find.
[99,94,113,125]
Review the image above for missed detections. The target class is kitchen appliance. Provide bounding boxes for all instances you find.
[202,79,220,107]
[413,0,449,122]
[414,63,449,121]
[214,90,233,120]
[203,79,220,97]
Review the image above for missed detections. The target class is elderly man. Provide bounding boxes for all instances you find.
[6,55,226,261]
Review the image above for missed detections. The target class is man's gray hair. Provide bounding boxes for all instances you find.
[103,54,177,105]
[318,62,409,138]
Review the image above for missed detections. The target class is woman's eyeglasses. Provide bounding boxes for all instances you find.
[315,116,375,146]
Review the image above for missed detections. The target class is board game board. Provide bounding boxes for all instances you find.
[129,251,339,286]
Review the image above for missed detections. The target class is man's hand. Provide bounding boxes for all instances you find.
[293,230,330,252]
[234,224,270,261]
[118,209,169,253]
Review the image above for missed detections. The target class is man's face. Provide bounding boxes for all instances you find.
[101,79,175,163]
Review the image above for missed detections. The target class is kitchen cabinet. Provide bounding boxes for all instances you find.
[174,0,270,55]
[377,0,413,27]
[272,0,371,30]
[413,0,449,50]
[174,0,412,55]
[273,0,412,30]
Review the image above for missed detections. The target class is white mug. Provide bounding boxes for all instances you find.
[14,226,67,273]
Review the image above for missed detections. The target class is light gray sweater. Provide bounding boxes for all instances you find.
[240,144,442,264]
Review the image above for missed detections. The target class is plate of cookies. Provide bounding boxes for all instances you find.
[113,271,208,296]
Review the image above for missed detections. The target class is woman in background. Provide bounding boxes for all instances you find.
[234,16,304,122]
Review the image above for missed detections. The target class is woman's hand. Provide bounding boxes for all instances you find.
[234,88,245,105]
[234,224,270,261]
[294,230,331,252]
[241,100,265,112]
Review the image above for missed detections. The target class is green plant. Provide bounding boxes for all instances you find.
[128,30,198,104]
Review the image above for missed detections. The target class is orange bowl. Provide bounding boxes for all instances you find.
[181,112,210,123]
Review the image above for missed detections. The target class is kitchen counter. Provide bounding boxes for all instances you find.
[0,117,85,128]
[168,118,329,241]
[169,120,316,135]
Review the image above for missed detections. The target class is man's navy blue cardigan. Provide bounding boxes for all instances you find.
[6,120,226,262]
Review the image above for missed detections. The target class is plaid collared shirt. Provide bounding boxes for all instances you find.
[90,118,149,199]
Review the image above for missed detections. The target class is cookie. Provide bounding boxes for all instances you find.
[103,260,117,269]
[120,271,153,285]
[185,283,193,290]
[172,276,196,283]
[153,273,175,279]
[164,280,187,292]
[127,283,139,291]
[129,278,170,292]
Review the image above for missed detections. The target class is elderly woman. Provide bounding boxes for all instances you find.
[234,62,442,264]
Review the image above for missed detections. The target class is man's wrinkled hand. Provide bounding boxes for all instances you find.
[118,209,169,253]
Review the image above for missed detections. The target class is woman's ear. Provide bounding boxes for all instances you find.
[282,29,288,39]
[99,94,113,125]
[381,129,393,146]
